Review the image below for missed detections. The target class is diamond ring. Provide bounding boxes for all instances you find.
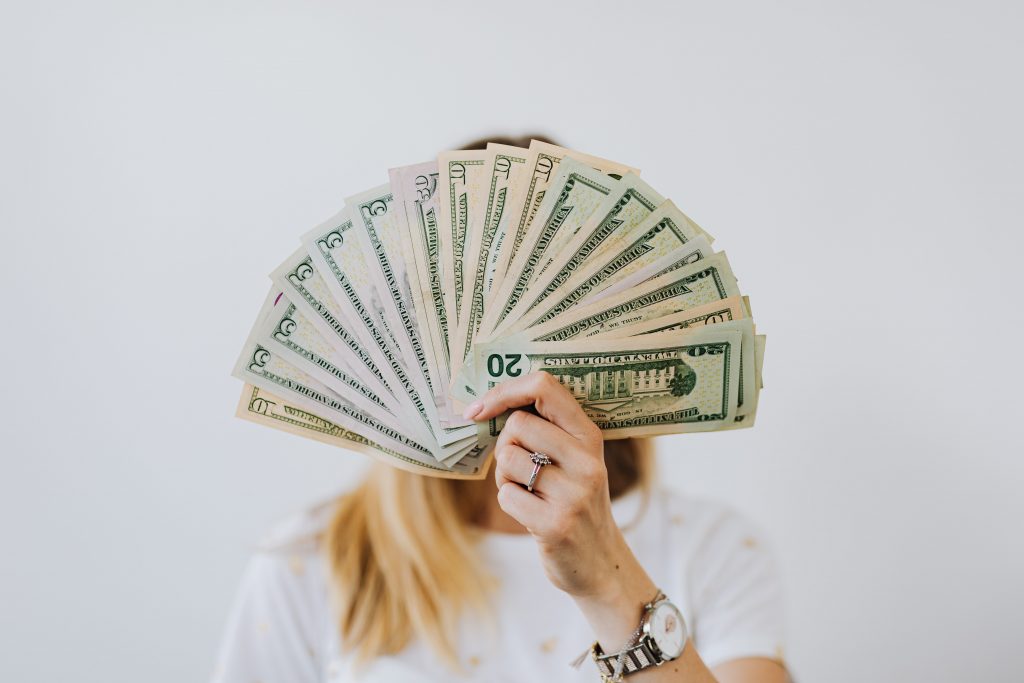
[527,452,553,492]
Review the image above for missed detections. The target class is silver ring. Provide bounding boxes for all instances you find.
[527,452,553,492]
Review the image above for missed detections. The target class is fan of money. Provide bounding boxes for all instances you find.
[233,140,765,479]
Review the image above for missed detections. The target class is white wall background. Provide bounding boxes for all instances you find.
[2,1,1022,681]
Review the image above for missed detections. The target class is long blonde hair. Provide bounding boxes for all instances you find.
[323,438,654,670]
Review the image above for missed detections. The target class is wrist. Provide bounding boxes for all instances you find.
[571,553,658,651]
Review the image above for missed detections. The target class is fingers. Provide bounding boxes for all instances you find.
[494,442,566,495]
[496,481,548,531]
[495,409,593,477]
[465,371,600,441]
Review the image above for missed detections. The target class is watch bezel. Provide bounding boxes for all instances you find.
[641,598,687,662]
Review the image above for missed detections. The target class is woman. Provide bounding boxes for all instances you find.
[215,138,788,683]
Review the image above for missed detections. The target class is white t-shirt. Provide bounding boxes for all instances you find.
[213,486,785,682]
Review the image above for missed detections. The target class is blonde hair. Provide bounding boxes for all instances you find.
[323,438,654,670]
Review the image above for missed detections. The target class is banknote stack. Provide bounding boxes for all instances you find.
[233,140,765,479]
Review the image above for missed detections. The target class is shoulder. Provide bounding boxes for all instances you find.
[643,486,773,557]
[214,498,342,682]
[231,498,337,605]
[230,495,345,619]
[648,486,780,595]
[640,488,785,668]
[255,495,339,553]
[235,496,341,604]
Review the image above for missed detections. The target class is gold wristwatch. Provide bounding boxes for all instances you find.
[590,591,688,680]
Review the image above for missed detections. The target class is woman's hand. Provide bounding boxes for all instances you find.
[465,371,634,596]
[465,372,786,683]
[464,372,781,682]
[463,372,659,644]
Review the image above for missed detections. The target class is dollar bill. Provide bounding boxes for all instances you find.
[446,235,713,405]
[742,296,754,319]
[472,324,743,451]
[531,172,664,285]
[389,163,453,391]
[478,158,622,340]
[233,308,436,464]
[755,335,765,389]
[542,200,702,309]
[587,235,713,306]
[716,332,765,429]
[302,207,408,375]
[259,288,409,428]
[270,248,401,409]
[450,145,528,398]
[503,196,707,334]
[234,144,767,473]
[520,252,741,343]
[238,304,484,469]
[477,144,531,299]
[452,143,640,403]
[382,164,466,423]
[299,213,420,405]
[732,319,759,423]
[602,309,756,423]
[236,384,486,478]
[486,140,640,295]
[597,296,747,339]
[719,341,762,427]
[269,249,469,463]
[436,150,489,328]
[346,185,475,446]
[254,286,462,445]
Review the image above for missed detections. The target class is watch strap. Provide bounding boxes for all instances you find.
[593,640,660,678]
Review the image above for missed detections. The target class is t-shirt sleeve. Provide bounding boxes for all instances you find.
[686,506,786,669]
[212,550,327,683]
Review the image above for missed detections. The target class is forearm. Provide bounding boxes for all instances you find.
[571,538,717,682]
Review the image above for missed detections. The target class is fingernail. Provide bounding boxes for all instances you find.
[462,401,483,420]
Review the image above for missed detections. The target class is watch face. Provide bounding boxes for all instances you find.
[649,602,687,659]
